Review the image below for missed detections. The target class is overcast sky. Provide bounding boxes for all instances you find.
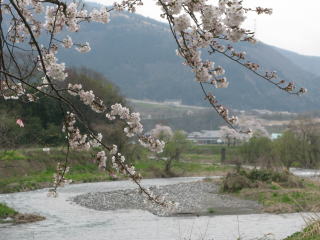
[88,0,320,56]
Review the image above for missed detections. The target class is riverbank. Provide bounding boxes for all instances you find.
[0,202,45,224]
[72,171,320,217]
[0,147,231,194]
[284,220,320,240]
[0,148,110,193]
[222,169,320,214]
[0,177,310,240]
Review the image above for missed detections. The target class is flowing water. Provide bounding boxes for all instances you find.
[0,177,315,240]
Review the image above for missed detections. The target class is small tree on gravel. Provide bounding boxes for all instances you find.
[162,131,190,173]
[273,131,302,170]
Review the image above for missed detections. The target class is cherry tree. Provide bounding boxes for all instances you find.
[0,0,306,206]
[150,124,173,141]
[219,125,239,146]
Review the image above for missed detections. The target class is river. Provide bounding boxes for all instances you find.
[0,177,315,240]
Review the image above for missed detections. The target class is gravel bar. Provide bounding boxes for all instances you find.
[72,181,262,216]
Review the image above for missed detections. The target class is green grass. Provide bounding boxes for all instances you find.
[207,208,215,214]
[284,221,320,240]
[285,233,319,240]
[0,145,233,193]
[173,161,228,172]
[0,147,107,193]
[222,169,320,213]
[0,202,45,224]
[235,182,320,213]
[135,159,230,178]
[0,171,54,193]
[0,150,27,161]
[0,169,113,193]
[182,153,220,162]
[0,203,17,219]
[186,144,239,155]
[240,187,320,209]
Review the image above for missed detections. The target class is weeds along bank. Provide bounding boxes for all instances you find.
[0,202,44,224]
[0,145,231,193]
[221,169,320,214]
[0,148,112,193]
[2,163,320,239]
[284,220,320,240]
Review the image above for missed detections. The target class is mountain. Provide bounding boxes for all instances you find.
[274,47,320,77]
[57,3,320,112]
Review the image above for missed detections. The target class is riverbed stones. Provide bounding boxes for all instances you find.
[72,181,262,216]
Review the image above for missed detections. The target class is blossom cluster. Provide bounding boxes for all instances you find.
[68,88,165,151]
[150,124,173,140]
[47,162,72,198]
[206,92,238,125]
[113,0,143,13]
[68,83,105,113]
[41,52,68,82]
[75,42,91,53]
[1,82,25,100]
[157,0,307,127]
[142,187,177,209]
[63,112,102,151]
[138,135,166,153]
[106,144,174,207]
[111,152,138,177]
[43,2,110,33]
[3,0,113,90]
[106,103,144,137]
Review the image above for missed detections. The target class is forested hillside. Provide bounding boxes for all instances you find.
[56,4,320,112]
[274,47,320,77]
[0,68,127,148]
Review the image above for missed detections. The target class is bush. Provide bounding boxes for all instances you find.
[221,172,254,192]
[246,169,287,183]
[221,169,304,193]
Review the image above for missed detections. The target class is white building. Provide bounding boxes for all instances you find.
[271,133,283,140]
[188,130,224,144]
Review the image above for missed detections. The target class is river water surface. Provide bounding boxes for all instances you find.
[0,177,315,240]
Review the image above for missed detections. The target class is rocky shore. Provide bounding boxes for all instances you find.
[72,180,262,216]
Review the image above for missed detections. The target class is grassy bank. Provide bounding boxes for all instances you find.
[135,159,230,178]
[222,169,320,213]
[0,145,232,193]
[0,203,17,220]
[0,148,115,193]
[0,170,114,193]
[0,202,45,224]
[284,220,320,240]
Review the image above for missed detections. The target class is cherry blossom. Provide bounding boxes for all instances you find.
[0,0,307,206]
[16,119,24,128]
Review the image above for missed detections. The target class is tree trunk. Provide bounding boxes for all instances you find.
[165,158,173,173]
[220,147,226,163]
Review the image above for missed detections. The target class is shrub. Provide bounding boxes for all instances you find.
[221,169,304,193]
[221,172,254,192]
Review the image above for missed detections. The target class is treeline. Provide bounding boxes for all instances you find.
[0,68,129,150]
[238,119,320,169]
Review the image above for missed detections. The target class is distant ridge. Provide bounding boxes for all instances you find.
[273,47,320,77]
[57,2,320,112]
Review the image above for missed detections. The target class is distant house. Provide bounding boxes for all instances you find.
[271,133,282,140]
[187,130,224,144]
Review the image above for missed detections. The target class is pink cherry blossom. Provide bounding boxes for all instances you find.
[16,119,24,128]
